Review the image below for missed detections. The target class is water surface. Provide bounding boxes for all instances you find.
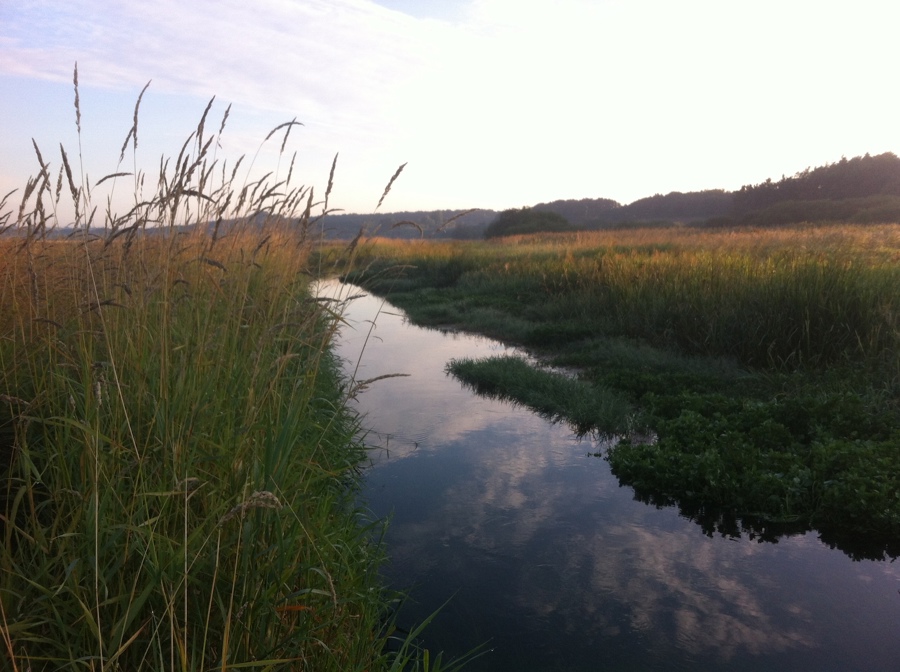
[319,280,900,672]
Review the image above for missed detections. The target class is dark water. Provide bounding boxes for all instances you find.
[318,280,900,672]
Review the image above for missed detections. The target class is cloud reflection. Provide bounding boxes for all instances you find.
[326,282,900,669]
[424,432,818,661]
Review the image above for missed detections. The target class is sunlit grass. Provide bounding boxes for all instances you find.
[337,224,900,373]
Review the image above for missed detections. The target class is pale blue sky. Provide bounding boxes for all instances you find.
[2,0,899,222]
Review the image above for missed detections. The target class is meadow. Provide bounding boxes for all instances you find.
[336,224,900,557]
[0,77,466,670]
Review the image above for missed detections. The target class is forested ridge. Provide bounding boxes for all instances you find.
[42,151,890,240]
[734,152,900,214]
[489,152,900,237]
[187,151,900,239]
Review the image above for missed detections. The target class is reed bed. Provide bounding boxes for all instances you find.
[0,70,457,671]
[341,225,900,373]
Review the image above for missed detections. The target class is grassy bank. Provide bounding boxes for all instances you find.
[330,225,900,558]
[1,229,389,670]
[0,80,458,670]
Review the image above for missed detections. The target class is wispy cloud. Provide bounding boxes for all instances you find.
[2,0,428,132]
[2,0,900,214]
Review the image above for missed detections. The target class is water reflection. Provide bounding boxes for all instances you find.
[317,280,900,672]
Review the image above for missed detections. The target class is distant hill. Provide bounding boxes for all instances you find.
[532,197,620,226]
[314,208,497,240]
[723,152,900,227]
[501,190,733,231]
[14,152,896,241]
[599,190,733,225]
[316,152,900,239]
[734,152,900,214]
[503,152,900,234]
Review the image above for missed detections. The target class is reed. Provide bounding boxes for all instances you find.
[0,68,459,671]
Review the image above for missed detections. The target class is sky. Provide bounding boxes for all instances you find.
[2,0,899,222]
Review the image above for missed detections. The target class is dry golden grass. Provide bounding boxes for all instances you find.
[496,222,900,259]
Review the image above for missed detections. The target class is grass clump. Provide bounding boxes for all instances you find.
[447,355,634,436]
[0,69,459,671]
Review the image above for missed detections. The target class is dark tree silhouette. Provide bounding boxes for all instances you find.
[484,208,574,238]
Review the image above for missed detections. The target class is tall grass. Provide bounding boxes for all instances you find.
[0,68,452,671]
[339,226,900,375]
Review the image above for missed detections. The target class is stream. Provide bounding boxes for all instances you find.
[317,280,900,672]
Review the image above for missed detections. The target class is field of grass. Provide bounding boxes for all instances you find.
[329,225,900,559]
[0,76,466,671]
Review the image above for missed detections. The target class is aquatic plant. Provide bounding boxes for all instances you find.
[447,355,634,436]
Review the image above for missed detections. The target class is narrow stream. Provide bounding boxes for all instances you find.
[318,280,900,672]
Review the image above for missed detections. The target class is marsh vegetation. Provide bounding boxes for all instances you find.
[333,225,900,557]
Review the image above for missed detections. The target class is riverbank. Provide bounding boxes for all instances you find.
[316,279,900,672]
[328,225,900,558]
[1,227,402,669]
[0,92,461,668]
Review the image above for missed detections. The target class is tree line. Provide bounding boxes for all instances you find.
[487,152,900,237]
[251,151,900,240]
